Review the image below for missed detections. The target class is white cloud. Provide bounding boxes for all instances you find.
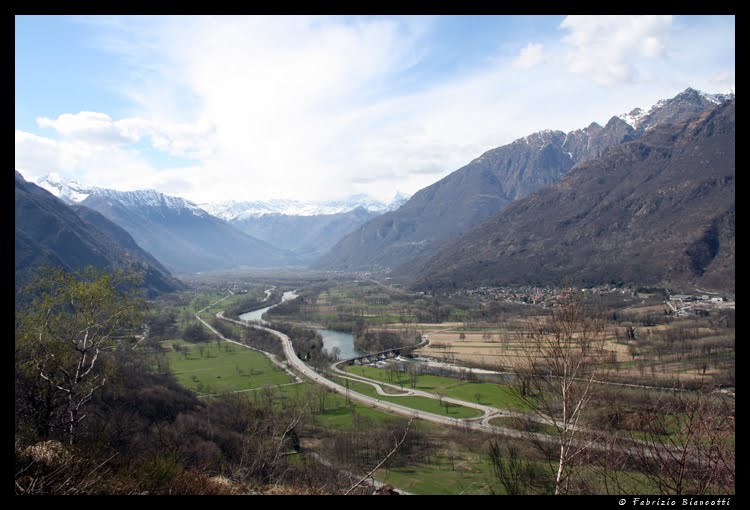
[36,111,216,161]
[15,128,198,194]
[37,111,138,145]
[560,15,672,85]
[15,15,734,204]
[513,43,544,69]
[15,130,88,174]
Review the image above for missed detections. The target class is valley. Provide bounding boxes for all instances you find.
[15,86,734,495]
[130,271,733,494]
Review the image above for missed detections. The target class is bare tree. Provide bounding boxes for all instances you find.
[628,390,735,495]
[330,346,341,361]
[488,441,552,495]
[510,288,608,494]
[407,363,419,389]
[344,418,413,495]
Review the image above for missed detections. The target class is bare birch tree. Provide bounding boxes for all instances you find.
[511,288,608,494]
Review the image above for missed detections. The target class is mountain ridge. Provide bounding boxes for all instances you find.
[313,87,735,273]
[408,100,735,293]
[15,172,184,296]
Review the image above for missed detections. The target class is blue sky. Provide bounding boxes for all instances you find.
[15,15,735,204]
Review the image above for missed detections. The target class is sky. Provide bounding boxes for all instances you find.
[15,15,735,205]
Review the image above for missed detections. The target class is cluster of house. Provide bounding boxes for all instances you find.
[666,293,733,317]
[669,294,725,303]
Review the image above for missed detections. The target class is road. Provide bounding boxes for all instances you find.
[214,293,680,461]
[195,309,301,384]
[217,309,546,440]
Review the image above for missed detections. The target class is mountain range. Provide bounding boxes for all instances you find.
[21,87,734,293]
[409,100,735,293]
[313,88,735,283]
[82,192,301,275]
[35,175,410,268]
[34,175,303,274]
[15,172,183,297]
[200,193,409,264]
[200,192,409,219]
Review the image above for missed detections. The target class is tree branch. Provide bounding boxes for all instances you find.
[344,418,413,495]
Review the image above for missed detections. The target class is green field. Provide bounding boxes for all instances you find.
[331,377,483,419]
[312,393,402,428]
[344,365,529,410]
[374,449,662,495]
[163,339,292,394]
[374,449,497,494]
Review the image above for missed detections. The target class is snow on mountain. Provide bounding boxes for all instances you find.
[33,171,408,222]
[201,192,411,221]
[34,173,208,217]
[699,89,735,104]
[618,107,647,128]
[35,173,100,204]
[93,188,209,216]
[618,87,735,130]
[388,191,410,211]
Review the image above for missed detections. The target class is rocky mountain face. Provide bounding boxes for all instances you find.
[314,130,577,271]
[409,101,735,293]
[15,172,183,296]
[625,87,734,132]
[313,88,734,273]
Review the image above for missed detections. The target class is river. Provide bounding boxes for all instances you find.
[238,290,361,359]
[238,290,298,324]
[316,329,363,360]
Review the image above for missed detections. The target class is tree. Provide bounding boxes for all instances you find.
[407,363,419,388]
[488,441,553,495]
[436,392,446,412]
[626,390,735,495]
[510,288,608,494]
[16,266,144,445]
[330,346,341,361]
[183,323,211,343]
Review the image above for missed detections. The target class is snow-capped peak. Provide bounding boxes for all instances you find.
[92,188,207,215]
[618,107,647,128]
[389,191,410,210]
[35,173,99,204]
[34,173,207,216]
[200,193,412,221]
[617,87,735,130]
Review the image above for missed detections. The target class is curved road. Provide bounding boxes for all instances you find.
[210,292,687,464]
[216,304,543,440]
[195,297,301,384]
